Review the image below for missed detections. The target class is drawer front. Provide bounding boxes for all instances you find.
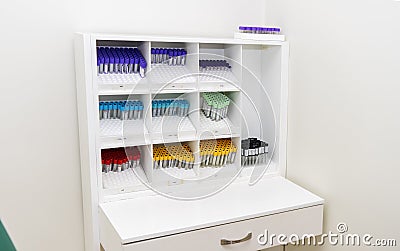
[122,205,323,251]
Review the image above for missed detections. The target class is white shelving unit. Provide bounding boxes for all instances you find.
[74,34,324,251]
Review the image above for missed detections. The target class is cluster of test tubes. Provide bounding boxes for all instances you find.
[200,139,237,167]
[101,147,141,173]
[99,100,143,120]
[241,138,269,166]
[153,144,195,170]
[201,92,230,121]
[238,26,281,34]
[199,60,231,72]
[97,47,147,77]
[152,99,190,117]
[151,48,187,66]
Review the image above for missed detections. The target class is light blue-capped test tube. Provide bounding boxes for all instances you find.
[99,102,104,119]
[152,101,157,117]
[128,102,134,120]
[138,102,143,119]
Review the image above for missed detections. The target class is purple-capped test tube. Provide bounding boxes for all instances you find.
[177,49,182,65]
[100,47,109,74]
[115,48,123,73]
[97,48,104,74]
[123,49,130,73]
[110,48,119,73]
[168,49,173,66]
[181,50,187,66]
[106,48,115,73]
[134,56,139,73]
[162,49,168,64]
[151,48,155,64]
[173,50,178,65]
[139,59,147,78]
[127,49,134,73]
[154,48,159,64]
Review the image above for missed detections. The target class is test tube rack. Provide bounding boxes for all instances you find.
[75,34,289,201]
[75,35,326,251]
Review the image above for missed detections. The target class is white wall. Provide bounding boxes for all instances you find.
[266,0,400,250]
[0,1,265,250]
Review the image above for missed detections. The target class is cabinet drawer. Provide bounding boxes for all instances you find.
[99,177,324,251]
[122,205,322,251]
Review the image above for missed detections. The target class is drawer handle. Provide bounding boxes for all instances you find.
[220,232,252,246]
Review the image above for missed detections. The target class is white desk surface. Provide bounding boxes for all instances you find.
[100,176,324,244]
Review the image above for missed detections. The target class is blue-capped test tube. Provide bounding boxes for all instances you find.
[103,102,109,119]
[99,102,104,119]
[132,101,137,120]
[127,102,133,120]
[160,100,165,116]
[111,102,117,119]
[157,101,162,117]
[152,101,157,117]
[117,101,122,119]
[138,102,143,119]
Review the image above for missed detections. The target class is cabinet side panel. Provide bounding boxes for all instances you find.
[74,33,100,251]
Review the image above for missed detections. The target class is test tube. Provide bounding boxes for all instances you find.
[139,60,147,78]
[173,50,178,65]
[168,49,173,66]
[138,102,143,119]
[101,48,109,74]
[151,48,155,64]
[181,50,187,66]
[177,50,182,65]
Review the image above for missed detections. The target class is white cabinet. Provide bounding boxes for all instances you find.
[74,33,324,251]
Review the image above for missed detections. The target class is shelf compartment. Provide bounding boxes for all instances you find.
[149,42,198,91]
[199,113,239,137]
[102,166,148,195]
[100,145,152,196]
[151,116,196,144]
[198,43,242,89]
[198,137,240,181]
[148,64,197,92]
[199,91,241,138]
[99,94,151,148]
[242,45,283,170]
[99,119,150,148]
[153,168,198,185]
[152,141,199,186]
[97,75,149,95]
[95,40,151,94]
[151,92,198,143]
